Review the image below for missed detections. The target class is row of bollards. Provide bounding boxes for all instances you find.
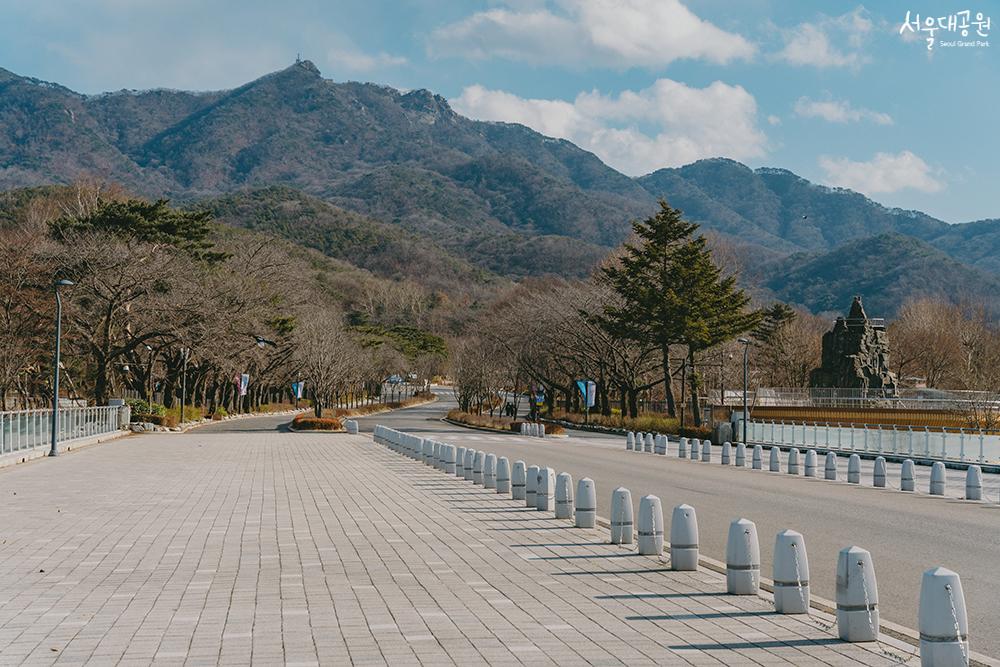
[626,430,989,502]
[374,425,972,665]
[519,422,546,438]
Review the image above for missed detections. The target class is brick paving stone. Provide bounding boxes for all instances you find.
[0,428,925,666]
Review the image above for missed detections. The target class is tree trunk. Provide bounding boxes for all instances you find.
[627,387,638,419]
[661,343,677,417]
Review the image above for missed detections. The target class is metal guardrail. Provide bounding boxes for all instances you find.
[748,387,999,411]
[0,406,123,456]
[741,418,1000,464]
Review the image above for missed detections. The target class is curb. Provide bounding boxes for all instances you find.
[442,417,568,438]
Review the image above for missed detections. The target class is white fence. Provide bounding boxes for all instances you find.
[0,406,123,456]
[741,419,1000,464]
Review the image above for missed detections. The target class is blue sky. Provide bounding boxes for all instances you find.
[1,0,997,222]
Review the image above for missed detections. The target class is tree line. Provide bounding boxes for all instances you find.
[452,201,1000,429]
[0,182,445,418]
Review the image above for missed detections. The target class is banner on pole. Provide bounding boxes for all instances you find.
[292,381,305,399]
[239,373,250,397]
[575,380,596,408]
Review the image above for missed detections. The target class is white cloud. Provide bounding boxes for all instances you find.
[793,96,892,125]
[775,7,873,68]
[767,114,782,126]
[429,0,754,69]
[452,79,768,176]
[819,151,944,194]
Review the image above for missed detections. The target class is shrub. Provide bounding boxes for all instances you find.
[292,414,343,431]
[133,412,178,428]
[126,398,166,418]
[210,406,228,420]
[550,409,706,438]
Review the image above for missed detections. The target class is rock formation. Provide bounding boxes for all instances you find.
[809,296,898,393]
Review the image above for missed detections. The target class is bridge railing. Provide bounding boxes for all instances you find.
[0,406,124,456]
[739,418,1000,464]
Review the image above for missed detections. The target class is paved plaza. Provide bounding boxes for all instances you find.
[0,424,935,666]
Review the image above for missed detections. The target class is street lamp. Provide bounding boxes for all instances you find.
[738,338,751,445]
[180,347,190,424]
[49,278,74,457]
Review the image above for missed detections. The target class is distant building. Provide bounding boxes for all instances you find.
[809,296,898,393]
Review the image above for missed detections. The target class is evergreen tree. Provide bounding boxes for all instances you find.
[670,236,761,426]
[598,199,760,425]
[598,200,698,417]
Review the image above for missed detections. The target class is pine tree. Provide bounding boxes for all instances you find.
[598,199,760,425]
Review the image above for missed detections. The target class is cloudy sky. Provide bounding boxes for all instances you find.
[1,0,996,222]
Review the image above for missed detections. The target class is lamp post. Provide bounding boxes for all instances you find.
[49,278,74,457]
[738,338,750,445]
[180,347,190,424]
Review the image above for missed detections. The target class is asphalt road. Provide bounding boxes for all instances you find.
[200,394,1000,658]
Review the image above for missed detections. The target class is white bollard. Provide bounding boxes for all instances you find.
[645,433,654,453]
[701,440,711,462]
[769,447,781,472]
[555,472,574,519]
[626,431,635,450]
[847,454,861,484]
[610,487,634,544]
[726,518,760,595]
[919,567,969,666]
[511,460,526,500]
[736,442,746,467]
[539,424,546,438]
[669,504,699,571]
[773,529,810,614]
[525,465,540,507]
[455,446,467,478]
[484,453,497,489]
[637,495,664,556]
[930,462,946,496]
[473,450,485,485]
[804,449,817,477]
[825,452,838,480]
[678,437,688,458]
[836,546,879,642]
[464,449,476,481]
[901,459,915,491]
[496,456,511,495]
[575,478,597,528]
[654,434,667,455]
[432,441,441,469]
[787,448,800,474]
[873,457,887,488]
[965,465,983,501]
[721,441,732,465]
[520,422,527,435]
[634,432,645,453]
[536,467,555,511]
[443,444,457,475]
[752,444,763,469]
[423,439,434,465]
[346,419,359,434]
[689,438,699,460]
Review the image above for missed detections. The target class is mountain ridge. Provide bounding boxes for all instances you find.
[1,61,998,315]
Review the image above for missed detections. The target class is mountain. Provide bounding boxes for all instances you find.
[2,61,999,315]
[761,233,1000,317]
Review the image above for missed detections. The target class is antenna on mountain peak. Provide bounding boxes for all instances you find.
[296,53,301,63]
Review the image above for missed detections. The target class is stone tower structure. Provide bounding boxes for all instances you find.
[809,296,898,393]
